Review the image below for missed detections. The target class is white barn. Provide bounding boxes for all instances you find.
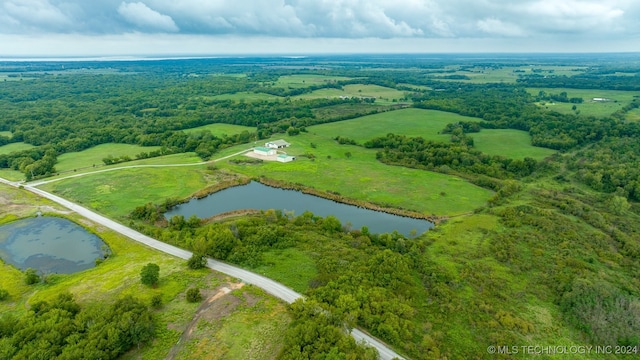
[254,146,276,156]
[265,140,291,149]
[277,154,296,163]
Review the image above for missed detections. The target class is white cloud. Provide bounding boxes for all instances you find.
[2,0,72,32]
[118,2,179,32]
[477,18,525,37]
[0,0,639,54]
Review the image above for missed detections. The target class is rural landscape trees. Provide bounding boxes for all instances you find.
[1,54,639,359]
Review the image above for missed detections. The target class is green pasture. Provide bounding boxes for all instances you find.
[274,74,353,88]
[40,165,212,218]
[0,131,11,138]
[528,87,637,117]
[308,108,477,143]
[310,107,555,159]
[430,66,586,84]
[473,129,556,160]
[0,168,24,181]
[0,142,34,155]
[627,108,640,122]
[203,92,281,101]
[174,286,289,360]
[55,143,162,173]
[250,248,317,293]
[294,84,407,105]
[220,133,493,216]
[183,123,255,137]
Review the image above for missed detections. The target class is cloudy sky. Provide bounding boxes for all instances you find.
[1,0,639,57]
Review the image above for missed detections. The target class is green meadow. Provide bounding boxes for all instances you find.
[473,129,556,160]
[627,108,640,122]
[274,74,353,88]
[429,66,586,84]
[0,131,11,138]
[183,123,255,136]
[309,108,554,159]
[0,142,35,155]
[528,87,637,117]
[40,164,213,218]
[55,143,162,173]
[221,133,493,216]
[294,84,407,105]
[308,108,477,143]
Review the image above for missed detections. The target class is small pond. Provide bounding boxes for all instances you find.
[165,181,433,236]
[0,217,108,274]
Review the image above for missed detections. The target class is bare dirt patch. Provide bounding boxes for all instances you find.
[165,282,245,360]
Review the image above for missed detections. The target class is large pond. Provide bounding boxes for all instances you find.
[0,217,107,274]
[165,181,433,236]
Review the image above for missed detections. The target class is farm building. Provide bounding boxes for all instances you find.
[253,147,276,156]
[276,154,296,163]
[265,140,291,149]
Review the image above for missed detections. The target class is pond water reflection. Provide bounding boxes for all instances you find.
[165,181,433,236]
[0,217,107,274]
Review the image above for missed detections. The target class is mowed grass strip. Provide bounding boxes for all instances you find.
[0,142,35,155]
[55,143,162,173]
[183,123,255,136]
[220,133,493,216]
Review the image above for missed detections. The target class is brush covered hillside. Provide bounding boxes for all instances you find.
[1,54,639,359]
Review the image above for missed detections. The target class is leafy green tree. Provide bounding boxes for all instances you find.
[187,252,207,269]
[140,263,160,287]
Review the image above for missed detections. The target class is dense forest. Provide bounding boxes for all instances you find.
[1,54,640,359]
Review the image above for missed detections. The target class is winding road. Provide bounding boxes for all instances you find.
[0,157,405,359]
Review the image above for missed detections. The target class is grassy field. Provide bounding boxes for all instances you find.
[473,129,556,160]
[183,123,255,136]
[294,84,407,105]
[428,66,586,84]
[309,108,477,143]
[527,87,638,117]
[274,74,353,89]
[627,108,640,122]
[0,142,35,155]
[55,143,162,173]
[220,133,493,216]
[250,248,317,293]
[0,168,25,181]
[40,165,214,218]
[0,131,11,138]
[202,92,281,101]
[309,108,555,159]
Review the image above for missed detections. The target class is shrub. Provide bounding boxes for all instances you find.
[0,288,8,301]
[186,287,202,303]
[140,263,160,287]
[24,268,40,285]
[150,294,162,308]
